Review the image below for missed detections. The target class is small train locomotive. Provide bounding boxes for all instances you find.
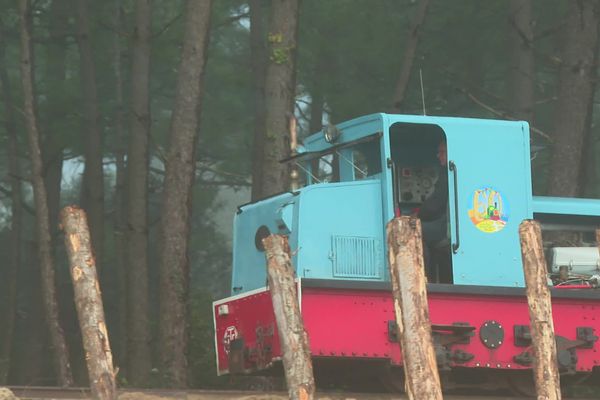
[213,113,600,393]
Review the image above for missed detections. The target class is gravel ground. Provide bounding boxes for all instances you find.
[6,386,599,400]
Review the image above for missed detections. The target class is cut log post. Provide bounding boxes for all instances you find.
[519,220,561,400]
[386,217,443,400]
[60,206,116,400]
[263,235,315,400]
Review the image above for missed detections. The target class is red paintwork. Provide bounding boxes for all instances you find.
[213,284,600,375]
[214,289,282,374]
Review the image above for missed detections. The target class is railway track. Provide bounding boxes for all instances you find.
[5,386,598,400]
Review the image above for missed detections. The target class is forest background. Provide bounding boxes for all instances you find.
[0,0,599,390]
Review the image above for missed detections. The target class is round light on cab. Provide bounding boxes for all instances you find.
[323,124,341,143]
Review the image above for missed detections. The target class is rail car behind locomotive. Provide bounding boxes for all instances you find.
[213,113,600,391]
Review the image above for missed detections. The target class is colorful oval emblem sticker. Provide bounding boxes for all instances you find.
[468,187,509,233]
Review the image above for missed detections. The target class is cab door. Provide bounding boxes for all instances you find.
[444,119,532,287]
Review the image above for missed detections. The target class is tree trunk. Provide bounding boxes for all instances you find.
[61,206,117,400]
[579,111,599,198]
[386,217,442,400]
[17,0,74,387]
[390,0,430,113]
[44,0,69,243]
[0,28,21,385]
[309,91,323,135]
[263,235,315,400]
[308,88,323,178]
[12,244,47,384]
[112,0,128,375]
[75,0,105,276]
[250,0,267,201]
[260,0,300,197]
[126,0,152,386]
[518,220,561,400]
[43,5,71,379]
[548,0,600,197]
[158,0,213,388]
[508,0,534,122]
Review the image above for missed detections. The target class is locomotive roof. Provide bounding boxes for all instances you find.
[301,113,528,154]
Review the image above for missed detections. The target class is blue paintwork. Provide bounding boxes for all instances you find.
[231,193,299,294]
[532,196,600,216]
[230,113,600,294]
[438,118,531,286]
[296,180,385,281]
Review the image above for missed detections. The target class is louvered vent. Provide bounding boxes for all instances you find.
[331,236,382,279]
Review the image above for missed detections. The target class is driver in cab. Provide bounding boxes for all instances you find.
[413,140,451,281]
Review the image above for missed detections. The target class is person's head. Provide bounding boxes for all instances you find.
[437,140,447,166]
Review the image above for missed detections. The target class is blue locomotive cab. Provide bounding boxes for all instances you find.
[387,116,532,287]
[231,114,539,295]
[218,113,600,388]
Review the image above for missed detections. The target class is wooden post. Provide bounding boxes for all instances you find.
[519,220,561,400]
[596,229,600,257]
[263,235,315,400]
[60,206,116,400]
[0,387,16,400]
[386,217,443,400]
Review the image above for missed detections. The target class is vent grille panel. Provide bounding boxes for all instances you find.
[332,236,382,279]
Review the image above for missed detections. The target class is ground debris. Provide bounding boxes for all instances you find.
[119,392,186,400]
[117,393,405,400]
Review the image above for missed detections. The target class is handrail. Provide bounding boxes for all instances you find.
[387,158,401,216]
[449,161,460,254]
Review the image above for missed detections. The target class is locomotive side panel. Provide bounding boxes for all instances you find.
[296,180,386,281]
[231,193,298,295]
[214,283,600,376]
[301,284,600,372]
[213,288,281,375]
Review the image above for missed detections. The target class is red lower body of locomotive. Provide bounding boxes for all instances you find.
[213,279,600,390]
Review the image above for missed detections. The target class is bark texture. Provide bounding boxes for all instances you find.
[309,91,323,135]
[44,0,69,241]
[549,0,600,197]
[126,0,152,385]
[390,0,430,112]
[260,0,299,197]
[60,206,116,400]
[76,0,105,275]
[386,217,442,400]
[113,0,128,373]
[0,388,16,400]
[158,0,213,388]
[518,220,561,400]
[18,0,74,386]
[12,243,46,384]
[509,0,534,122]
[263,235,315,400]
[250,0,267,201]
[0,28,21,384]
[308,91,323,178]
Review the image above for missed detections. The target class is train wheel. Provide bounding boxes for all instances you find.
[228,375,283,391]
[507,373,536,397]
[378,365,405,392]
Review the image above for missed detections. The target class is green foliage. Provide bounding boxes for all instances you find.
[298,0,406,122]
[270,46,291,64]
[268,32,292,64]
